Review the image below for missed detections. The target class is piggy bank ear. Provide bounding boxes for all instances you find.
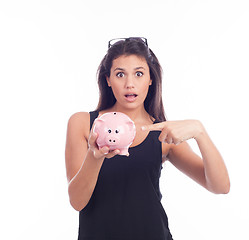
[93,118,105,128]
[126,120,135,131]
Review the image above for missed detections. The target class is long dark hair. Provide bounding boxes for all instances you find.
[96,38,166,122]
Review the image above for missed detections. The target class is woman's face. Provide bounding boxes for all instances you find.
[106,54,152,110]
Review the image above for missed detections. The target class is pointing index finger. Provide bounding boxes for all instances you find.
[141,122,165,132]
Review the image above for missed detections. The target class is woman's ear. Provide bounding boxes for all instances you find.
[149,79,152,85]
[106,75,111,87]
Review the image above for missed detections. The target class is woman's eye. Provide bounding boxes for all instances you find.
[116,72,125,78]
[136,71,143,77]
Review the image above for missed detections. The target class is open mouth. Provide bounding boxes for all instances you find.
[124,94,138,102]
[125,94,138,97]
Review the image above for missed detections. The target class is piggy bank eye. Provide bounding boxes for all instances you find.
[115,129,119,134]
[108,129,112,133]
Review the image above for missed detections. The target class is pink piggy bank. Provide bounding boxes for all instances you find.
[93,112,136,156]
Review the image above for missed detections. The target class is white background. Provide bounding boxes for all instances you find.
[0,0,248,239]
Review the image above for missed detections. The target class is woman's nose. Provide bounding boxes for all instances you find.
[125,75,135,89]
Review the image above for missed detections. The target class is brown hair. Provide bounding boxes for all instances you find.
[96,38,166,122]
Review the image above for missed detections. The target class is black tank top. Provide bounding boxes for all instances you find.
[78,111,173,240]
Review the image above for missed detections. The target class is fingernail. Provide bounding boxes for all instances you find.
[92,132,97,137]
[102,147,109,154]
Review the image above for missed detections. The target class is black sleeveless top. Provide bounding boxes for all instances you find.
[78,111,173,240]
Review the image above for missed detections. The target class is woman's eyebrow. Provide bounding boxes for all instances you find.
[114,67,125,72]
[134,67,145,70]
[113,66,146,72]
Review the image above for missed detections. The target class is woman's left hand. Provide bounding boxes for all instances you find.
[141,120,204,145]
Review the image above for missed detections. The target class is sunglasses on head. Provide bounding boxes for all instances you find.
[108,37,148,49]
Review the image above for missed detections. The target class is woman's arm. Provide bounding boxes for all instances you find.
[142,120,230,194]
[65,112,119,211]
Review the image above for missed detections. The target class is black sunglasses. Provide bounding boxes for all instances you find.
[108,37,148,49]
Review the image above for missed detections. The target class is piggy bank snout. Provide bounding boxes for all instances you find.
[105,134,120,146]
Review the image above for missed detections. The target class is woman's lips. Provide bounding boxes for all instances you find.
[124,94,138,102]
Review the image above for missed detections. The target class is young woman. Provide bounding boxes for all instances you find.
[65,37,230,240]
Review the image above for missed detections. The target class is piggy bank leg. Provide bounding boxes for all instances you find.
[119,148,130,156]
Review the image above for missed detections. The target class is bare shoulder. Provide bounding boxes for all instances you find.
[65,112,90,183]
[67,112,90,140]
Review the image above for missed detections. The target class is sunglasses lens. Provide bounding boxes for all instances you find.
[108,37,148,48]
[108,38,125,47]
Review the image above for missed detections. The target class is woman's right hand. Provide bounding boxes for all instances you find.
[88,131,120,160]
